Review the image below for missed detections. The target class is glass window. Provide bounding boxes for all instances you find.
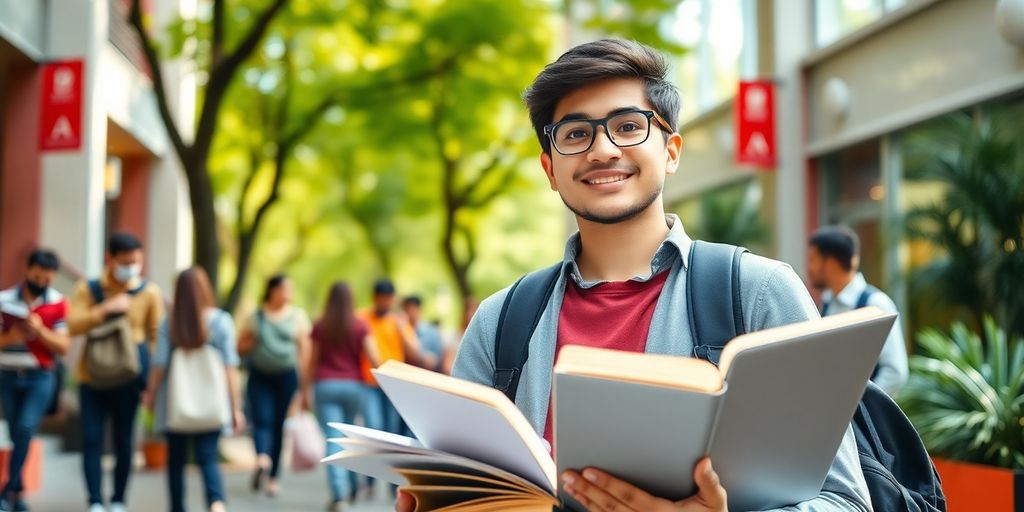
[818,140,886,285]
[668,0,758,121]
[670,177,773,254]
[815,0,908,48]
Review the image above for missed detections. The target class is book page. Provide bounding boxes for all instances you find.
[322,446,547,494]
[709,308,896,510]
[554,345,722,393]
[373,362,556,494]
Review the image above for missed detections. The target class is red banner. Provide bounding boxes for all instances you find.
[39,60,84,151]
[735,80,776,168]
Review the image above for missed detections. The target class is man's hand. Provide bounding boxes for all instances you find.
[561,457,727,512]
[395,489,416,512]
[25,313,45,336]
[101,293,132,316]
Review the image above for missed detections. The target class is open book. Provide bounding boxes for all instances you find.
[323,307,896,511]
[0,301,29,333]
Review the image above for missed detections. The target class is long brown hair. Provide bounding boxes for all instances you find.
[170,267,216,349]
[319,281,354,346]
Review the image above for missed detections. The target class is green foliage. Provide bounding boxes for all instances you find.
[899,318,1024,469]
[688,180,768,251]
[903,111,1024,337]
[192,0,687,323]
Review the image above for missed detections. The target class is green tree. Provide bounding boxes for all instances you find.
[130,0,289,293]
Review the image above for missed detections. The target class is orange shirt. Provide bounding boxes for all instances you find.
[359,309,408,386]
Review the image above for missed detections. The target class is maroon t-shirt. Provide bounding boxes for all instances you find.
[542,270,670,447]
[312,317,370,382]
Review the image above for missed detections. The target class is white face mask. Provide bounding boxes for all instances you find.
[113,264,141,284]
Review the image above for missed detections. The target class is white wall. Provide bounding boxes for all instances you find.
[0,0,45,61]
[805,0,1024,156]
[39,0,107,277]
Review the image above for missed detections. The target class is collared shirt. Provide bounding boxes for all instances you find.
[0,285,68,370]
[452,214,873,511]
[822,272,909,396]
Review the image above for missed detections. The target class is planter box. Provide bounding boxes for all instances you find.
[0,440,43,494]
[934,457,1024,511]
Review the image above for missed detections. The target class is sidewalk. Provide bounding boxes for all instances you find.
[29,435,396,511]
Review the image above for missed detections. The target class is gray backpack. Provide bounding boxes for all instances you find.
[250,310,298,373]
[84,280,143,389]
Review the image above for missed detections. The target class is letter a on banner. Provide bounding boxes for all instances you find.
[735,80,777,168]
[39,60,84,151]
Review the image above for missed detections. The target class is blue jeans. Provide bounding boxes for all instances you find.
[314,379,365,501]
[80,343,148,506]
[365,386,404,437]
[0,369,56,495]
[246,367,297,478]
[165,431,223,512]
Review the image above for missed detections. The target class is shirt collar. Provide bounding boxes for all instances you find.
[831,272,868,307]
[562,214,693,289]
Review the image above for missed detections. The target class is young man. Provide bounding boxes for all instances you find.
[400,295,445,373]
[398,39,871,512]
[0,249,70,512]
[808,225,908,396]
[68,233,164,512]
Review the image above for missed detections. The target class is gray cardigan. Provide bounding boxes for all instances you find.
[453,215,872,511]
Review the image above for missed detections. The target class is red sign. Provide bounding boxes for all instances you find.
[735,80,776,168]
[39,60,84,151]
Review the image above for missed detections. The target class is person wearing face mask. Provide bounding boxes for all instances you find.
[0,249,70,512]
[67,233,165,512]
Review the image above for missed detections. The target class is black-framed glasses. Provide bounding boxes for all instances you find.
[543,109,673,156]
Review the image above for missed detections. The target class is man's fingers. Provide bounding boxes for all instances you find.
[395,489,416,512]
[693,458,728,509]
[563,469,657,512]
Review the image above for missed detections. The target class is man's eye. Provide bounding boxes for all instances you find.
[565,129,590,140]
[616,122,641,133]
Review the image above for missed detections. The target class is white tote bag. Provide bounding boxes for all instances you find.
[166,344,230,433]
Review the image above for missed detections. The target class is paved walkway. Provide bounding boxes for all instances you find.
[28,435,396,512]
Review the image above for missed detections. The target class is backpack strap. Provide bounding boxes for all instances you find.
[492,263,563,402]
[88,279,147,303]
[87,279,104,305]
[687,241,748,365]
[856,285,878,309]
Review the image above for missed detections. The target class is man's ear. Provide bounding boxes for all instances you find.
[664,132,682,176]
[540,152,558,191]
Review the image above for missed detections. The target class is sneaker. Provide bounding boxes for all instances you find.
[11,498,28,512]
[327,500,344,512]
[87,504,105,512]
[0,495,10,512]
[109,503,126,512]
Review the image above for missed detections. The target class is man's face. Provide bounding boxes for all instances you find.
[403,302,421,324]
[806,246,828,290]
[374,293,394,314]
[540,78,681,224]
[25,266,56,289]
[110,249,144,270]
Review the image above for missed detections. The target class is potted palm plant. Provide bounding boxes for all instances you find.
[899,318,1024,511]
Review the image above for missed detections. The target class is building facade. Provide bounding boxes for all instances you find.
[0,0,194,293]
[664,0,1024,327]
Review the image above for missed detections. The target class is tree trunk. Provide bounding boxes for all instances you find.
[185,156,221,292]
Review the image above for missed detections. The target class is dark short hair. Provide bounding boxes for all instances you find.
[373,278,396,296]
[262,273,288,303]
[809,226,860,271]
[402,295,422,308]
[523,38,681,154]
[108,232,143,256]
[27,249,60,271]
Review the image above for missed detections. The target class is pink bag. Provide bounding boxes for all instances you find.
[287,413,325,472]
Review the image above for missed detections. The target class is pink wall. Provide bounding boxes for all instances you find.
[0,62,42,286]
